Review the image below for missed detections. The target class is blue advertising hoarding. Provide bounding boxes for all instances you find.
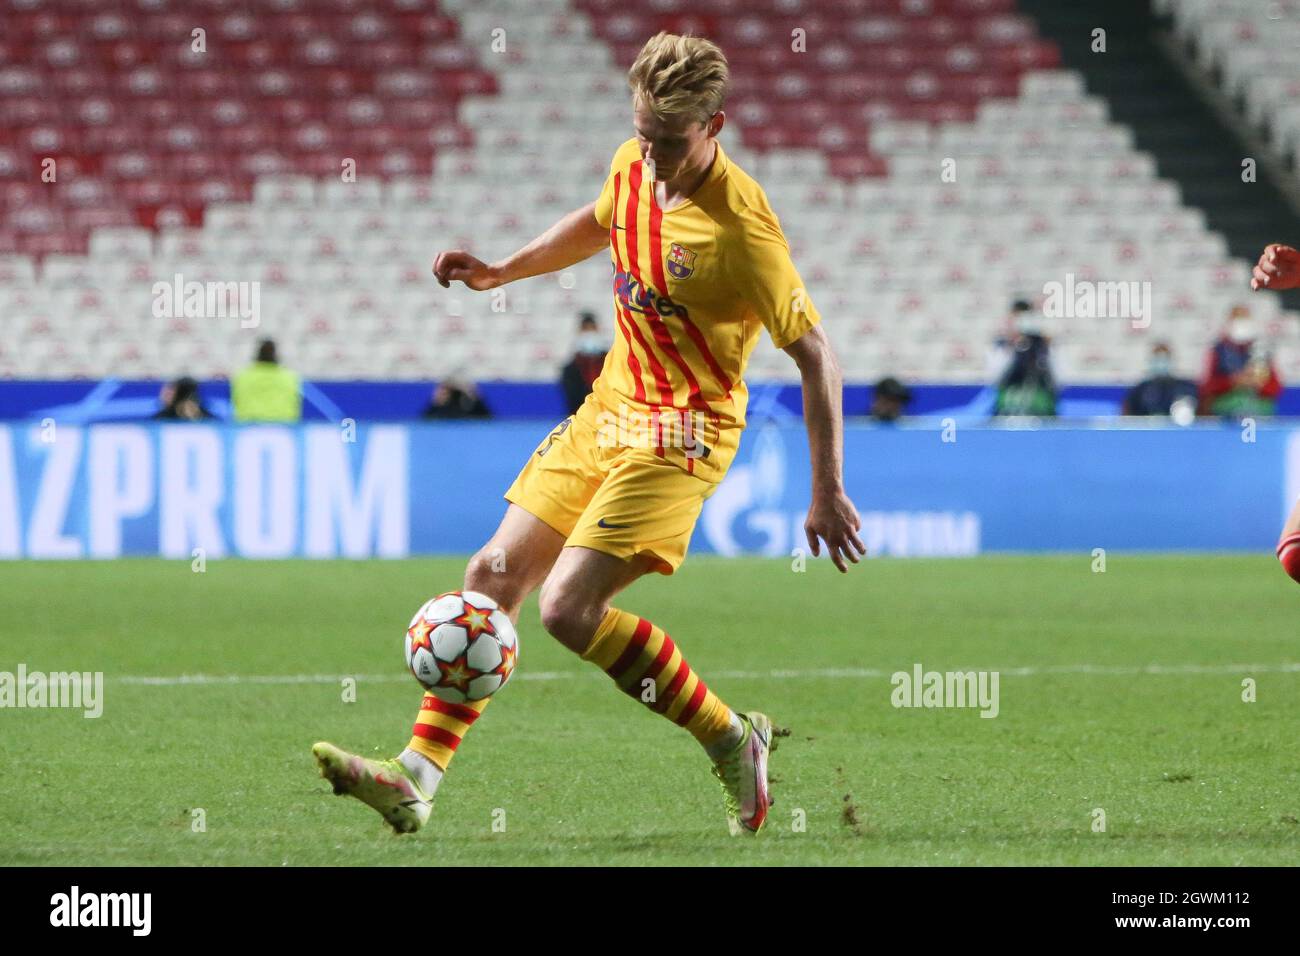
[0,420,1293,559]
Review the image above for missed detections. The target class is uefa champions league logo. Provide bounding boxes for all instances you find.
[700,421,982,558]
[700,422,794,557]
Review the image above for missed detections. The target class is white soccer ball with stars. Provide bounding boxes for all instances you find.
[404,590,518,703]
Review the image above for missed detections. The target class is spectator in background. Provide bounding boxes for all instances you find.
[154,375,213,421]
[423,378,491,419]
[560,311,608,414]
[1199,304,1282,417]
[1122,342,1198,418]
[869,376,912,422]
[992,300,1057,417]
[232,339,302,422]
[986,298,1034,381]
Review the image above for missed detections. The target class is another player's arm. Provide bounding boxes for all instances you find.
[1249,242,1300,583]
[783,325,865,573]
[432,201,609,290]
[1251,243,1300,291]
[1279,496,1300,584]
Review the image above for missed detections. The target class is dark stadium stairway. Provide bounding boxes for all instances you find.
[1017,0,1300,309]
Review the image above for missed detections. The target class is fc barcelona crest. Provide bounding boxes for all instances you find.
[666,243,697,280]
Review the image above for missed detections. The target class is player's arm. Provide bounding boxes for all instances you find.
[1278,496,1300,584]
[1251,243,1300,291]
[783,325,865,573]
[432,201,609,291]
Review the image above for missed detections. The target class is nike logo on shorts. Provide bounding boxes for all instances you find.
[597,518,630,529]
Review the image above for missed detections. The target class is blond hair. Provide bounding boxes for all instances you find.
[627,32,729,124]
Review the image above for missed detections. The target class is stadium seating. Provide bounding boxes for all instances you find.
[1160,0,1300,161]
[0,0,1295,386]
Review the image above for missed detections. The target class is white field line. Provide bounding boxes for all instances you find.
[115,662,1300,686]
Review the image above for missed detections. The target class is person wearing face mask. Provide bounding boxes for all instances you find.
[560,311,609,414]
[1198,305,1282,417]
[1122,343,1198,417]
[986,298,1034,383]
[992,299,1058,417]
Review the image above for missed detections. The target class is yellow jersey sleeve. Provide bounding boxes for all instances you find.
[593,138,640,230]
[725,205,821,350]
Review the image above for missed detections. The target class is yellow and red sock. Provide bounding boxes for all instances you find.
[406,694,488,771]
[581,607,735,748]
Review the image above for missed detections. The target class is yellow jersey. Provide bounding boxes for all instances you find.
[589,136,820,483]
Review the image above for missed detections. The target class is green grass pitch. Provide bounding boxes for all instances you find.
[1,555,1297,866]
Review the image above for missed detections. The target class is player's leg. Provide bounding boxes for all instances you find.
[315,409,600,833]
[398,505,566,790]
[463,503,568,624]
[1277,497,1300,583]
[399,409,600,780]
[314,506,567,832]
[539,544,743,759]
[536,453,775,834]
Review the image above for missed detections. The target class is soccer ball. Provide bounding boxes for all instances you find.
[404,590,518,703]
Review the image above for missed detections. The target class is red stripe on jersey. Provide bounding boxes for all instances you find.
[613,306,647,404]
[609,172,647,404]
[639,164,731,402]
[646,166,735,401]
[617,308,671,456]
[623,162,642,287]
[624,163,676,409]
[679,316,735,400]
[622,307,674,413]
[646,192,712,416]
[411,722,462,750]
[419,695,482,724]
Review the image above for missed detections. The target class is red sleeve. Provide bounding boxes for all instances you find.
[1259,364,1283,400]
[1200,346,1234,401]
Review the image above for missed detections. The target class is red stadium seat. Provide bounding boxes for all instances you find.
[0,0,493,254]
[576,0,1057,179]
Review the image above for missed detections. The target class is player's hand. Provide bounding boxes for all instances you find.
[805,489,866,573]
[1250,243,1300,291]
[432,250,502,291]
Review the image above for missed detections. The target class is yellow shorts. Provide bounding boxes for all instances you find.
[504,397,717,574]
